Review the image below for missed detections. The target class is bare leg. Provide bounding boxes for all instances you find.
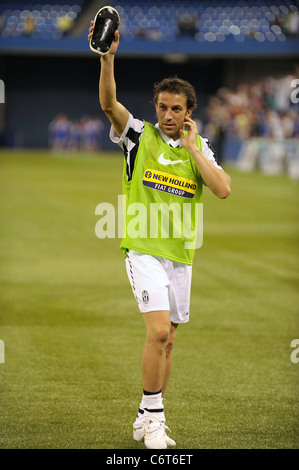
[162,322,178,396]
[135,312,178,447]
[142,310,171,393]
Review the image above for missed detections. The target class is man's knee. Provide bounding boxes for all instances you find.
[143,310,173,353]
[148,323,170,346]
[165,323,178,356]
[165,338,175,356]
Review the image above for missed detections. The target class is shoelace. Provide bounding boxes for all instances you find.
[145,418,172,440]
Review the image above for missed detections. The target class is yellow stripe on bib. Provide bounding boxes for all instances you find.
[143,169,197,199]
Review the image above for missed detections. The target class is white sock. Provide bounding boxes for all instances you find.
[140,389,165,422]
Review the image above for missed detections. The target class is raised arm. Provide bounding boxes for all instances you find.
[88,21,129,137]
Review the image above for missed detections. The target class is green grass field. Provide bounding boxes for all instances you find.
[0,149,298,449]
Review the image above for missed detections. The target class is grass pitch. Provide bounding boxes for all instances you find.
[0,149,298,449]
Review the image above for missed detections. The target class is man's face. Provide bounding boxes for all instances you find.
[155,92,192,141]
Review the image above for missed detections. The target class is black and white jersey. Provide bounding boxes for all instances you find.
[110,113,222,181]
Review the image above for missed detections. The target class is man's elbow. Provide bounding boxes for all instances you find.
[218,185,231,199]
[218,177,231,199]
[100,101,112,115]
[99,93,113,115]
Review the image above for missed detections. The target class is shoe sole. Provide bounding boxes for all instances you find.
[133,428,144,442]
[133,427,176,447]
[134,427,167,449]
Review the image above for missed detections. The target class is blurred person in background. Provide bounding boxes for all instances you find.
[48,115,105,152]
[48,113,69,151]
[205,71,299,142]
[82,116,104,151]
[68,119,82,151]
[281,6,299,36]
[23,16,35,36]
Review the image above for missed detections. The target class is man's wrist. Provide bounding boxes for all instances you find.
[186,143,200,156]
[101,54,115,63]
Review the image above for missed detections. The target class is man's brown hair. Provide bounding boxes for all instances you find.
[153,76,197,111]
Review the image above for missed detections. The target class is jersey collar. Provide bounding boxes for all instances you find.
[155,123,181,148]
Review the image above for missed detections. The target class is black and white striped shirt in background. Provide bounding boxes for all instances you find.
[110,113,223,181]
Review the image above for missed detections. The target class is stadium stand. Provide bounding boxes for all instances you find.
[0,0,298,55]
[0,1,84,39]
[113,0,299,43]
[0,0,298,177]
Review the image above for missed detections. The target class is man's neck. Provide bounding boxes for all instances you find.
[155,123,181,148]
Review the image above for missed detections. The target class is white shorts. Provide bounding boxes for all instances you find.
[125,250,192,324]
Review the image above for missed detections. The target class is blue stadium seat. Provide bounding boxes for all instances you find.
[0,0,297,43]
[0,1,84,38]
[112,0,296,43]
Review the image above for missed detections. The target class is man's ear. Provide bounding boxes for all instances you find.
[186,108,193,117]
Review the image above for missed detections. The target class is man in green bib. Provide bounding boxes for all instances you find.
[88,23,231,449]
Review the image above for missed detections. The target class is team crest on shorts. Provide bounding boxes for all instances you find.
[142,290,149,304]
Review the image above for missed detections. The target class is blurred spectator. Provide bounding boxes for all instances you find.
[81,115,104,151]
[281,6,299,36]
[204,71,299,143]
[57,14,75,36]
[275,74,295,112]
[204,93,230,161]
[281,111,296,138]
[135,27,163,41]
[293,113,299,137]
[48,114,104,152]
[193,116,203,134]
[177,12,199,38]
[263,76,276,109]
[266,110,284,140]
[23,16,35,36]
[48,114,69,151]
[68,119,82,151]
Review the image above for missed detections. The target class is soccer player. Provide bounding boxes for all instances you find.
[88,23,231,449]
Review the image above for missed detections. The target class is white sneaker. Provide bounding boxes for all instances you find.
[133,416,176,449]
